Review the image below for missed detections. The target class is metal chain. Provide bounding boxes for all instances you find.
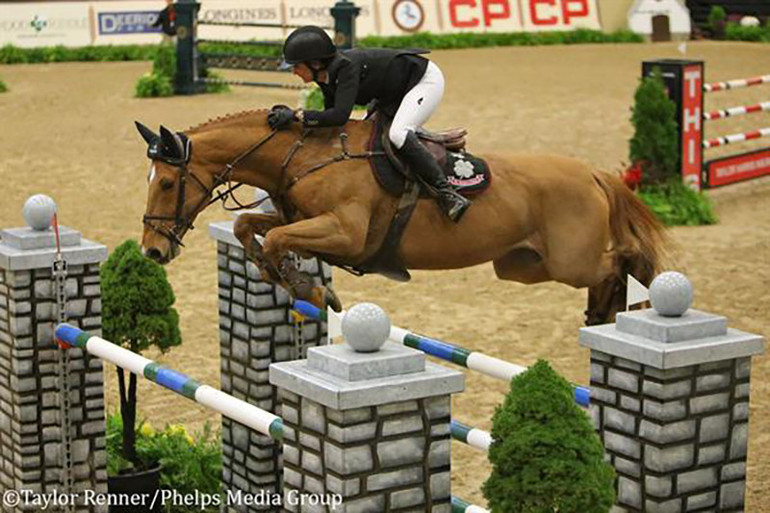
[53,255,74,512]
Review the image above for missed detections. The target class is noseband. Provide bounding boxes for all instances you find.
[142,129,279,249]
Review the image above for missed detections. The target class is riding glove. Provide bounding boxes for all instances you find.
[267,107,297,130]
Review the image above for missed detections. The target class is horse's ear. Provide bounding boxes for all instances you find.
[135,121,158,145]
[159,125,184,159]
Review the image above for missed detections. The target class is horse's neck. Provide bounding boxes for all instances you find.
[196,120,373,193]
[195,126,288,193]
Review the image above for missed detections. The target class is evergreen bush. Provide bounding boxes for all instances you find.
[0,80,7,93]
[482,360,615,512]
[101,239,181,469]
[629,68,679,185]
[707,6,727,39]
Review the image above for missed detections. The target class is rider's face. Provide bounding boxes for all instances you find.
[293,63,314,83]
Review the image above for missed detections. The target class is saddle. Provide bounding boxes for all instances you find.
[368,119,491,198]
[351,117,491,281]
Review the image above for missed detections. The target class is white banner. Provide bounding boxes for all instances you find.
[0,0,602,48]
[0,3,91,48]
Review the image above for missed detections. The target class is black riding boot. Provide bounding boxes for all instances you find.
[399,131,471,223]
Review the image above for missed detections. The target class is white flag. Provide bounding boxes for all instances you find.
[626,274,650,310]
[677,42,687,55]
[327,307,344,340]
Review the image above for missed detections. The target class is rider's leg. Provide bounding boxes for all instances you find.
[390,61,471,223]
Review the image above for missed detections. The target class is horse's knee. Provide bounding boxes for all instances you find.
[262,230,286,260]
[233,216,253,244]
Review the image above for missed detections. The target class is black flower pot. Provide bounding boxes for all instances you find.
[107,465,162,513]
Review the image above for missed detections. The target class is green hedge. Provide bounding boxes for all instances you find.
[1,29,642,66]
[0,43,158,64]
[0,80,7,93]
[359,29,643,49]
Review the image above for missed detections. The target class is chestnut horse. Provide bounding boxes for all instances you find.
[137,110,666,325]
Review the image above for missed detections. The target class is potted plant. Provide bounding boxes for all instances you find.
[101,239,181,512]
[106,414,224,513]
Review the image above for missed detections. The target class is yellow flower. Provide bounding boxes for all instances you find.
[166,424,194,444]
[139,423,156,437]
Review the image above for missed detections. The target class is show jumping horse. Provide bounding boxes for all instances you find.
[137,109,667,325]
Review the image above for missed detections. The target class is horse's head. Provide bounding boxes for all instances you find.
[136,122,210,264]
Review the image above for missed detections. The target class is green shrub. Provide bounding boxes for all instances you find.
[0,80,7,93]
[707,6,727,39]
[482,360,615,512]
[101,239,181,468]
[136,72,175,97]
[107,413,222,513]
[200,68,231,94]
[152,43,176,78]
[725,22,770,42]
[135,43,177,98]
[638,179,717,226]
[0,43,158,64]
[629,68,679,185]
[301,85,325,110]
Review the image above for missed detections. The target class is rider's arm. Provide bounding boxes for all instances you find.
[303,60,359,128]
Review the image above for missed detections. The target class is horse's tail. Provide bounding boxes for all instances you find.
[590,172,669,323]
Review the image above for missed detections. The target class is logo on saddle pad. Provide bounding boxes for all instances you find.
[447,152,486,188]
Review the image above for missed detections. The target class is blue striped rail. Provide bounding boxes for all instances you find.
[292,300,591,407]
[55,323,284,441]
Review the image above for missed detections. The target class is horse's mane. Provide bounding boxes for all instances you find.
[185,109,269,134]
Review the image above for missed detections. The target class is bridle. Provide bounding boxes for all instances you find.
[142,129,279,249]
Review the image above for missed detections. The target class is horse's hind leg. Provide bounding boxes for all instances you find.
[586,276,625,326]
[492,246,552,285]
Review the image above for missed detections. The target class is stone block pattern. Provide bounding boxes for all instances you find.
[279,389,452,513]
[0,265,107,512]
[590,351,751,512]
[218,241,331,513]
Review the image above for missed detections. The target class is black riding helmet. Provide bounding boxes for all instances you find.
[282,26,337,65]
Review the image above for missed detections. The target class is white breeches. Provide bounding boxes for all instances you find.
[389,61,445,149]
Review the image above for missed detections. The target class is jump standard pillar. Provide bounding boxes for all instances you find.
[0,200,108,512]
[581,274,764,512]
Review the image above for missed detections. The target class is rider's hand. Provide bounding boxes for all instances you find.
[267,107,297,130]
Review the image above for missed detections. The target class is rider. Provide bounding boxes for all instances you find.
[268,26,471,223]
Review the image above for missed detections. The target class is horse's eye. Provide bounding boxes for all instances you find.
[160,178,174,191]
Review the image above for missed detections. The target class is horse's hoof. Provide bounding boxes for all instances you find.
[307,286,343,313]
[324,287,343,313]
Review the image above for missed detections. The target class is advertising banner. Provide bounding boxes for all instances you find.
[0,3,91,48]
[91,1,167,45]
[0,0,603,48]
[435,0,600,34]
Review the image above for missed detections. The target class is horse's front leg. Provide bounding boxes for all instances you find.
[262,208,369,312]
[233,213,286,284]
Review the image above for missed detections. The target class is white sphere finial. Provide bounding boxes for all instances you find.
[22,194,57,231]
[342,303,391,352]
[649,271,693,317]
